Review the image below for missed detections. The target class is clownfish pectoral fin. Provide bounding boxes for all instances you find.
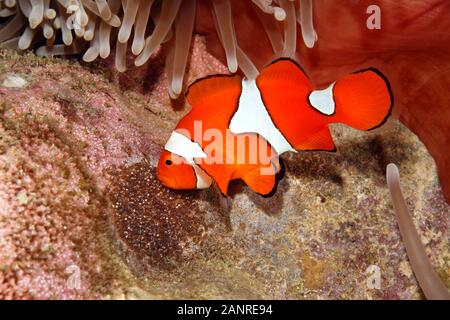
[333,68,393,131]
[186,74,242,110]
[242,165,277,196]
[215,171,232,195]
[295,126,336,152]
[199,163,233,195]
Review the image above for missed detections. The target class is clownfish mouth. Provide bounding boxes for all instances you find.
[157,175,171,188]
[158,175,169,185]
[156,169,176,189]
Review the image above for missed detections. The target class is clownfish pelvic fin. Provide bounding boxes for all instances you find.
[295,126,336,152]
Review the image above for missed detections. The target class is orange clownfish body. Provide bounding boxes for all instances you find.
[157,58,393,196]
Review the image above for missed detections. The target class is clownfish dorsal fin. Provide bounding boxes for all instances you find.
[242,164,277,196]
[295,126,336,152]
[186,74,242,109]
[257,58,313,91]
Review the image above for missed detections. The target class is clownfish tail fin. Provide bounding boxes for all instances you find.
[332,68,393,130]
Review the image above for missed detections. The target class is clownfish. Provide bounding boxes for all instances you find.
[157,58,393,196]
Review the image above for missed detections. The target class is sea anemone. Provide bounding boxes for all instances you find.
[0,0,317,98]
[386,163,450,300]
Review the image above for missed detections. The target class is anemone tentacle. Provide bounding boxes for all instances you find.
[0,0,318,97]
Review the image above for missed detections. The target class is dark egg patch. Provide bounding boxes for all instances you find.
[109,162,210,272]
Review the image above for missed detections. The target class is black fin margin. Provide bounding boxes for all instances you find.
[259,158,286,198]
[185,73,242,101]
[263,57,311,80]
[352,67,394,131]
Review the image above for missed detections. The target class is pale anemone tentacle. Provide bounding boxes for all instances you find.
[4,0,17,8]
[98,0,121,58]
[82,22,99,62]
[386,163,450,300]
[107,0,124,65]
[252,2,284,53]
[115,35,128,72]
[44,0,56,20]
[236,45,259,80]
[135,0,182,67]
[36,38,85,56]
[57,1,73,46]
[118,0,138,43]
[45,30,54,45]
[83,11,96,41]
[81,0,120,27]
[279,0,296,57]
[43,0,50,17]
[95,0,111,21]
[66,1,84,38]
[77,1,89,27]
[165,33,177,99]
[56,0,75,9]
[170,0,196,96]
[43,0,56,38]
[73,25,84,38]
[251,0,286,21]
[210,0,259,80]
[298,0,317,48]
[98,19,110,58]
[17,24,34,49]
[52,16,61,29]
[29,0,44,29]
[45,8,56,20]
[131,0,154,55]
[42,20,54,39]
[210,0,238,73]
[64,0,88,32]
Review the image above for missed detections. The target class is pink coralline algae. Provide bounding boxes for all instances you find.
[0,39,230,299]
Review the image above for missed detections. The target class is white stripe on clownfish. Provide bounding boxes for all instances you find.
[308,82,336,115]
[193,164,213,189]
[164,131,211,189]
[229,79,296,155]
[164,131,207,164]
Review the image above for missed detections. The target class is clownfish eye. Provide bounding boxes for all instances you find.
[165,159,173,166]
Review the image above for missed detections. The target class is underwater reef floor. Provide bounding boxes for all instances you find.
[0,42,448,299]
